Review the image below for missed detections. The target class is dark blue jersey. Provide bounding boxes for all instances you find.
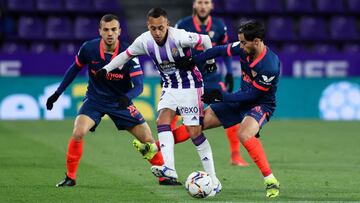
[194,42,280,111]
[175,16,232,80]
[56,38,143,104]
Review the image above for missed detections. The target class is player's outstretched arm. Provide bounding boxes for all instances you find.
[101,51,132,73]
[46,63,81,110]
[192,44,228,65]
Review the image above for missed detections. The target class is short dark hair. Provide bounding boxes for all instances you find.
[99,14,120,28]
[147,7,168,19]
[238,20,265,41]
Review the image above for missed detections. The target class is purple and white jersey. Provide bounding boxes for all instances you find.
[125,27,210,89]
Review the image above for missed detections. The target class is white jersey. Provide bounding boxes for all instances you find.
[103,27,214,89]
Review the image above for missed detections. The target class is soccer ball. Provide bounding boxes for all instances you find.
[319,81,360,120]
[185,171,213,198]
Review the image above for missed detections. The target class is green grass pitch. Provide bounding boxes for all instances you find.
[0,120,359,202]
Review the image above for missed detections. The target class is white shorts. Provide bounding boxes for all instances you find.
[157,87,204,126]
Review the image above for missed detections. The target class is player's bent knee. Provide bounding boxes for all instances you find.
[186,125,202,138]
[72,128,87,140]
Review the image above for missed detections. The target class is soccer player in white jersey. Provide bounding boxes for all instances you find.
[96,7,221,195]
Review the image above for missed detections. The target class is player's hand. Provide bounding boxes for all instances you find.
[204,62,217,73]
[175,56,195,71]
[201,89,223,104]
[46,92,60,110]
[118,95,131,110]
[95,69,107,81]
[225,73,234,93]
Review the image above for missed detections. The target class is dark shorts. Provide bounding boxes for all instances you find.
[78,98,145,131]
[210,102,272,129]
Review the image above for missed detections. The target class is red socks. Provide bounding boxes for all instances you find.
[243,136,272,177]
[66,138,83,180]
[149,151,164,166]
[225,124,240,155]
[172,125,190,144]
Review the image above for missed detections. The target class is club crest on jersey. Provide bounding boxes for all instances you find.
[208,31,215,38]
[251,70,257,77]
[172,47,179,57]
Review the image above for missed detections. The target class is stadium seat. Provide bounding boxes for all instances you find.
[311,44,338,54]
[330,16,358,40]
[30,43,55,54]
[18,16,45,39]
[267,17,294,40]
[348,0,360,12]
[281,44,304,53]
[343,44,360,53]
[46,17,72,39]
[316,0,344,12]
[59,43,80,54]
[7,0,34,11]
[255,0,284,13]
[0,42,28,54]
[94,0,121,12]
[36,0,63,11]
[64,0,92,12]
[299,17,327,40]
[286,0,314,12]
[74,17,99,40]
[212,0,224,12]
[224,0,254,13]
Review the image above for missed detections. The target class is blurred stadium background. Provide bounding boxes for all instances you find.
[0,0,360,202]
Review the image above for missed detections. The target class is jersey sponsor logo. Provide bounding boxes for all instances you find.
[106,72,124,81]
[242,71,252,83]
[208,31,215,38]
[91,60,100,64]
[159,60,177,74]
[178,106,199,115]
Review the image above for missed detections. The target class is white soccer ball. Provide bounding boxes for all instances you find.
[319,81,360,120]
[185,171,213,198]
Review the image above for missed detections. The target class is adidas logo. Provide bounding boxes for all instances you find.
[202,157,209,161]
[160,144,166,148]
[191,116,198,121]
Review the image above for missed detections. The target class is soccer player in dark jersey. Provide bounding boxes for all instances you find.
[46,14,174,187]
[167,20,281,197]
[174,0,248,166]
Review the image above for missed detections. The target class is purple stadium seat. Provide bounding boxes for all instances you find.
[212,0,224,12]
[348,0,360,12]
[7,0,34,11]
[30,43,55,54]
[255,0,284,13]
[18,16,45,39]
[64,0,92,11]
[267,17,294,40]
[46,17,72,39]
[343,44,360,53]
[281,44,304,53]
[0,42,28,54]
[330,17,358,40]
[316,0,344,12]
[311,44,338,54]
[286,0,314,12]
[224,0,254,13]
[94,0,121,12]
[36,0,63,11]
[74,17,99,40]
[299,17,327,40]
[59,43,80,54]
